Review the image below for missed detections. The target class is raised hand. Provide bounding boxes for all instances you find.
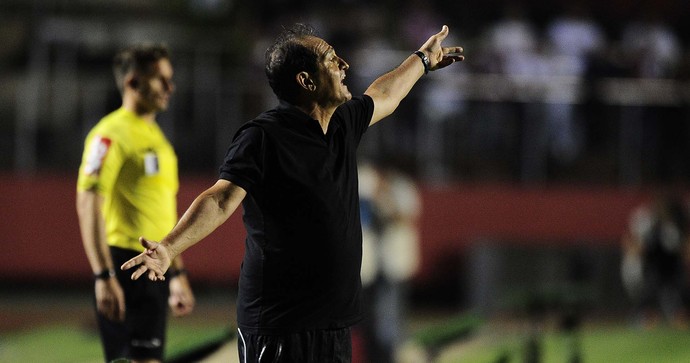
[120,237,172,281]
[419,25,464,71]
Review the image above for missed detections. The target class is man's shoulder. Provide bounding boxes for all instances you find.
[341,95,372,106]
[239,108,287,133]
[250,108,281,125]
[232,113,274,142]
[331,95,374,132]
[334,95,373,115]
[86,109,139,147]
[91,108,131,130]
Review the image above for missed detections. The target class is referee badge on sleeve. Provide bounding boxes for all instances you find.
[84,135,111,175]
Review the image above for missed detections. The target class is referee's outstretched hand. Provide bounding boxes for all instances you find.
[121,237,172,282]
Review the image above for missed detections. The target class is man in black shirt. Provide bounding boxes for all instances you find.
[122,23,463,362]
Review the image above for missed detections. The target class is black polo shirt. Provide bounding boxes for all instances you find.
[219,95,374,334]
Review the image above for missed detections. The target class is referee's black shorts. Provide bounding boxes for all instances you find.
[96,246,169,362]
[237,327,352,363]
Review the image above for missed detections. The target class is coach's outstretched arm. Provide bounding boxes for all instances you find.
[121,179,247,281]
[365,25,464,125]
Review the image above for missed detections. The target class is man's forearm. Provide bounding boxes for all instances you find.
[365,54,425,124]
[162,195,229,258]
[161,180,245,258]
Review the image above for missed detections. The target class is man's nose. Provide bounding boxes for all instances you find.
[164,79,175,92]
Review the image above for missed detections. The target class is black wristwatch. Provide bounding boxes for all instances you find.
[414,50,430,74]
[94,269,115,280]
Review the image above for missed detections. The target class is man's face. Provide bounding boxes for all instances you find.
[134,58,175,113]
[307,37,351,106]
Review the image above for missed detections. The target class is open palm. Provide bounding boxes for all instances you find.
[121,237,172,281]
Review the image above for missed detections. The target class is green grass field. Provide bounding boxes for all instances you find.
[431,325,690,363]
[2,288,690,363]
[3,322,690,362]
[0,321,232,363]
[0,287,237,363]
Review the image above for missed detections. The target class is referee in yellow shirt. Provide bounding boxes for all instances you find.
[76,44,195,363]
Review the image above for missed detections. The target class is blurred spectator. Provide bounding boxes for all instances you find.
[482,2,539,75]
[546,4,606,77]
[515,4,607,182]
[621,192,690,328]
[541,3,606,165]
[620,12,681,79]
[359,161,421,363]
[477,2,540,180]
[617,12,682,183]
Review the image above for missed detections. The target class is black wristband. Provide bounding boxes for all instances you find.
[169,268,187,278]
[94,269,115,280]
[414,50,430,74]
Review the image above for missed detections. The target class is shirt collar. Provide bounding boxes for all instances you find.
[275,100,340,135]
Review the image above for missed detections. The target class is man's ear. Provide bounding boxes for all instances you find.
[296,71,316,92]
[124,74,139,90]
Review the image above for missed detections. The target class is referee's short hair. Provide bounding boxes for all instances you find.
[265,23,319,104]
[113,44,170,95]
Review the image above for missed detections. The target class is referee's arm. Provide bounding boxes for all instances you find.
[77,190,113,274]
[77,189,126,321]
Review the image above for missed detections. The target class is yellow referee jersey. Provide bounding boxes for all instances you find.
[77,107,178,252]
